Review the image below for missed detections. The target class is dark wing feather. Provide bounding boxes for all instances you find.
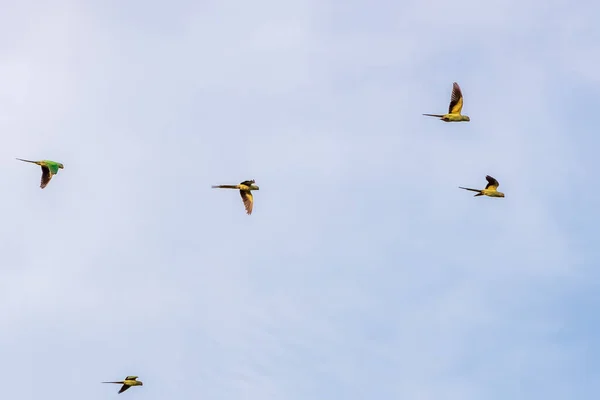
[118,384,131,394]
[240,190,254,215]
[448,82,463,114]
[40,166,52,189]
[239,179,255,186]
[485,175,499,189]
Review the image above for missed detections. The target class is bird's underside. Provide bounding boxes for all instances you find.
[211,180,258,215]
[102,376,142,394]
[459,175,504,198]
[423,82,469,122]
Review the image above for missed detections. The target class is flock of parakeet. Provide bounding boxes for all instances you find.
[209,83,504,216]
[209,82,503,217]
[14,81,501,396]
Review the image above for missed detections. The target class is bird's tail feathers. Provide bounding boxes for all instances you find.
[211,185,239,189]
[422,113,444,117]
[458,186,481,193]
[16,158,39,164]
[102,381,124,384]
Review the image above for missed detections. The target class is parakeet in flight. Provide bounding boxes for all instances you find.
[212,179,260,215]
[16,158,64,189]
[423,82,470,122]
[102,376,143,394]
[459,175,505,198]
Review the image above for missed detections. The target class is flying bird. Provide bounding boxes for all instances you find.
[102,376,143,394]
[459,175,505,198]
[16,158,64,189]
[423,82,471,122]
[212,179,260,215]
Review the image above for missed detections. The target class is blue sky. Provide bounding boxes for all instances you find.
[1,0,599,399]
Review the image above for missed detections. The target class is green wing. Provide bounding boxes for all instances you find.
[43,161,61,174]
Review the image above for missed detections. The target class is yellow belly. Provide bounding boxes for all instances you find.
[443,113,469,122]
[481,189,503,197]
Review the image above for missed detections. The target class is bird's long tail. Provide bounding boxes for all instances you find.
[459,186,481,193]
[102,381,125,384]
[211,185,239,189]
[16,158,39,164]
[422,113,444,117]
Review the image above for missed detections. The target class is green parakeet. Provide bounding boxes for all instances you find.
[16,158,64,189]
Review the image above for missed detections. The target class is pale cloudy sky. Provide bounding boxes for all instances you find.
[1,0,599,399]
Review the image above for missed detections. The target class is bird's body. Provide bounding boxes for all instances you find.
[212,179,260,215]
[16,158,64,189]
[459,175,505,198]
[102,376,143,394]
[423,82,470,122]
[422,113,470,122]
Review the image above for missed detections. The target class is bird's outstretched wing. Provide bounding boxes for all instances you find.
[448,82,464,114]
[118,384,131,394]
[125,376,138,381]
[240,190,254,215]
[40,166,52,189]
[240,179,255,186]
[485,175,499,190]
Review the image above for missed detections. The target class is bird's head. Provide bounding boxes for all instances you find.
[463,116,471,121]
[139,381,144,386]
[499,192,505,197]
[58,163,64,169]
[250,183,260,190]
